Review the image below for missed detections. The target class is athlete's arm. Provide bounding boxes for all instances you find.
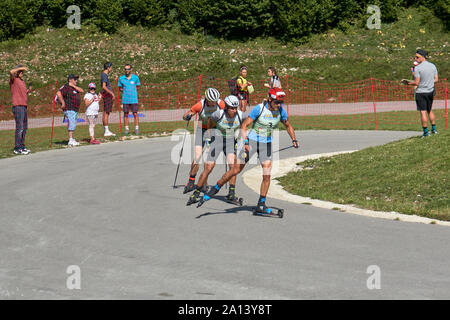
[240,117,253,142]
[281,119,299,148]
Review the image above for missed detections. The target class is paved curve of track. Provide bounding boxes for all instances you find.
[1,130,449,299]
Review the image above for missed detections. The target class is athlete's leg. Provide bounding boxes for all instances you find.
[260,160,272,197]
[190,145,204,176]
[197,161,216,188]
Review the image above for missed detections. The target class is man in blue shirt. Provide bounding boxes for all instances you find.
[118,64,141,135]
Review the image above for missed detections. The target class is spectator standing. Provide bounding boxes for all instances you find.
[101,62,116,137]
[9,64,32,155]
[84,82,102,144]
[57,74,84,146]
[264,67,282,90]
[405,49,439,137]
[236,65,252,112]
[118,64,141,135]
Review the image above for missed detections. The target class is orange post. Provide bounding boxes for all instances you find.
[50,80,58,148]
[371,78,378,130]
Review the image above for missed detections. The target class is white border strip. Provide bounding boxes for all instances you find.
[242,151,450,226]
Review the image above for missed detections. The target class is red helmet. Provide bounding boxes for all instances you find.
[269,88,286,101]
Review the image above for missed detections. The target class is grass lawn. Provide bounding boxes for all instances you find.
[1,109,447,158]
[0,120,195,159]
[278,128,450,221]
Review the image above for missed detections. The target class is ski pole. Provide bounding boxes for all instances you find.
[173,120,190,188]
[273,145,294,154]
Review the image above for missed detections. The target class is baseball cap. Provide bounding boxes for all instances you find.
[416,49,427,58]
[68,74,79,80]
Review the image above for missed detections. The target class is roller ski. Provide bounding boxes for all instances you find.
[224,187,244,206]
[252,201,284,218]
[197,184,221,208]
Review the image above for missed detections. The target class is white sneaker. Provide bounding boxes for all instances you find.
[68,139,80,146]
[104,130,116,137]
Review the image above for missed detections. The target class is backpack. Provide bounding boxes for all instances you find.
[228,76,239,96]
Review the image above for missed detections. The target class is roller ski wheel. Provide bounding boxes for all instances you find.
[225,195,244,206]
[252,206,284,218]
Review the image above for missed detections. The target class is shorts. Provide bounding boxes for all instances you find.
[86,114,98,125]
[415,91,434,112]
[237,139,272,164]
[206,137,236,162]
[194,127,207,147]
[237,91,249,102]
[64,110,78,131]
[122,104,138,113]
[102,91,113,113]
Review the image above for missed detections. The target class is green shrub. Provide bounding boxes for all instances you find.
[122,0,167,27]
[0,0,42,41]
[92,0,123,33]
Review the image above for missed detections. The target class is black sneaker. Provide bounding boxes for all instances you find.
[22,147,30,154]
[431,130,438,135]
[13,148,22,155]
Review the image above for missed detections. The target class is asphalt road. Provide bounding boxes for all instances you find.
[1,130,449,299]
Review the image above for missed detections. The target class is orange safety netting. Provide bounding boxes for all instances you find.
[0,76,447,147]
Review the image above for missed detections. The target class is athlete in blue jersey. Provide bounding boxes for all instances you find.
[198,88,299,213]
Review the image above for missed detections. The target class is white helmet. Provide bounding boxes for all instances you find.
[224,95,240,108]
[205,88,220,102]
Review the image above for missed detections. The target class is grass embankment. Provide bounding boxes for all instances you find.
[0,7,448,90]
[278,129,450,221]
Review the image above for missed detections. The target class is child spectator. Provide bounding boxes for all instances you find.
[84,82,102,144]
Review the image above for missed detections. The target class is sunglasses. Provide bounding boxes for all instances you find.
[124,68,131,71]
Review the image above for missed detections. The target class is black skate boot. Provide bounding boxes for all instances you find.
[183,178,196,194]
[197,183,222,208]
[186,189,201,206]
